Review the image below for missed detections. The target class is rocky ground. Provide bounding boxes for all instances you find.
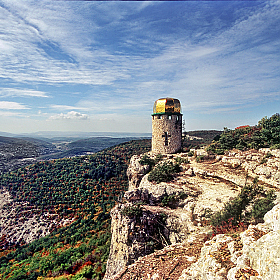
[104,148,280,280]
[108,204,280,280]
[0,187,74,249]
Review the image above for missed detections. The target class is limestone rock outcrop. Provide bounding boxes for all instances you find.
[178,203,280,280]
[126,155,150,190]
[0,187,74,247]
[104,149,280,280]
[221,148,280,188]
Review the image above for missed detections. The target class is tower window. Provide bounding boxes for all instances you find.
[162,132,171,146]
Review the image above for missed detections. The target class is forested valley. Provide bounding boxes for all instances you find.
[0,139,151,280]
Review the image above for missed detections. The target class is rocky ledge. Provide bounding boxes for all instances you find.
[104,148,280,280]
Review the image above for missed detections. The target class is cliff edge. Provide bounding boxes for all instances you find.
[104,148,280,280]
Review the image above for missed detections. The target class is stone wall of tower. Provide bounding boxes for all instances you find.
[152,114,182,154]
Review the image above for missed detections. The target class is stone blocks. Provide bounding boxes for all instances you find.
[152,114,182,154]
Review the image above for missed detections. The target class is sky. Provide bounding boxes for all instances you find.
[0,0,280,134]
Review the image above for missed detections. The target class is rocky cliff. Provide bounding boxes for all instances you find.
[0,187,74,248]
[104,148,280,280]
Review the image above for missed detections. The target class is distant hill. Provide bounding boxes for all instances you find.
[182,130,222,150]
[0,136,58,173]
[38,137,149,160]
[0,136,55,159]
[67,136,144,154]
[0,131,151,139]
[0,131,222,172]
[18,137,58,153]
[185,130,222,141]
[0,135,150,171]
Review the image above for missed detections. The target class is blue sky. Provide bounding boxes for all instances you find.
[0,0,280,134]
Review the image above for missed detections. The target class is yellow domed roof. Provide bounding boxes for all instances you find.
[153,98,181,115]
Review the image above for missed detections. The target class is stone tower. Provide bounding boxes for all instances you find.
[152,97,182,154]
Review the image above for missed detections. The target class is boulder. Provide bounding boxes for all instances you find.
[126,155,150,190]
[254,166,273,178]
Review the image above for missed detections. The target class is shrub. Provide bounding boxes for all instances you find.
[160,193,187,208]
[148,162,180,184]
[139,154,163,169]
[211,218,247,237]
[260,152,273,164]
[155,154,163,163]
[251,190,276,220]
[210,179,275,227]
[121,204,143,218]
[175,156,189,165]
[139,154,156,169]
[188,150,194,157]
[270,144,280,149]
[265,152,273,158]
[196,155,205,163]
[206,113,280,154]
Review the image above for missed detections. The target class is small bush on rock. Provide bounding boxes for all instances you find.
[210,178,275,227]
[196,155,205,163]
[175,156,189,165]
[160,193,187,208]
[211,218,247,237]
[270,143,280,149]
[148,162,180,184]
[121,204,143,218]
[139,154,163,169]
[155,154,164,163]
[139,154,156,169]
[251,190,276,220]
[187,150,194,157]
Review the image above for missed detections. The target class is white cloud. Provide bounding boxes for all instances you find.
[50,105,87,111]
[0,88,49,98]
[0,101,28,110]
[0,1,132,85]
[137,1,280,115]
[48,111,89,120]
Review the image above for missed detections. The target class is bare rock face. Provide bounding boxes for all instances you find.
[104,203,172,279]
[254,165,272,179]
[241,204,280,280]
[114,203,278,280]
[174,202,280,280]
[0,187,74,248]
[103,204,135,279]
[179,234,236,280]
[126,155,150,190]
[222,148,280,188]
[105,149,280,280]
[125,173,200,206]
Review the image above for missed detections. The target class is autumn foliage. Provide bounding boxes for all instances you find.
[0,139,151,280]
[207,113,280,154]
